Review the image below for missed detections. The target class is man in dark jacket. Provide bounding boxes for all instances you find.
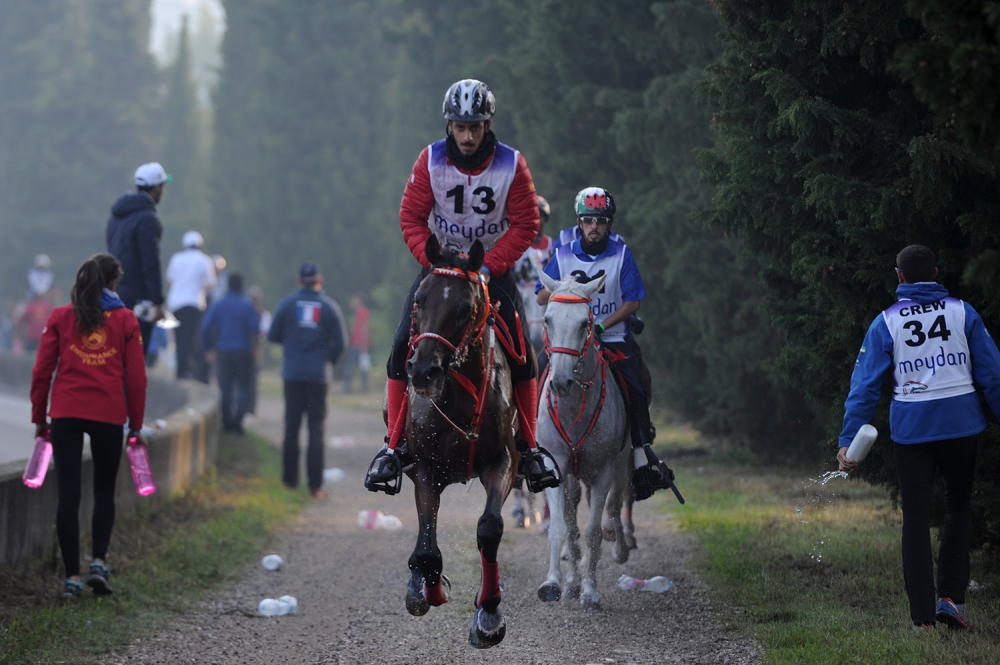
[201,273,259,433]
[268,263,346,497]
[106,162,170,355]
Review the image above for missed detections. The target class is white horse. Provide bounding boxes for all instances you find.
[536,272,632,611]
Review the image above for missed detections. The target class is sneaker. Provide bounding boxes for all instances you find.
[936,597,970,628]
[60,579,83,601]
[912,622,936,632]
[512,506,526,529]
[87,562,114,595]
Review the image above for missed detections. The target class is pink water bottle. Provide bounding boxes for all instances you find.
[22,431,53,489]
[126,434,157,496]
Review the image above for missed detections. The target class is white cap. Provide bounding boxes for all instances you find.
[134,162,171,187]
[183,231,204,248]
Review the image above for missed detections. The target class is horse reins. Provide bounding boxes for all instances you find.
[543,293,611,475]
[408,266,496,481]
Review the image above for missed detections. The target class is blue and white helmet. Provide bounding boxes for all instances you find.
[442,79,496,122]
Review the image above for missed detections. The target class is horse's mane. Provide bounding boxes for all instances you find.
[551,279,592,302]
[432,247,473,271]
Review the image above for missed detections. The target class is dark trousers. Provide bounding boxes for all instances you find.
[283,381,327,491]
[342,347,369,393]
[217,350,255,431]
[605,337,652,448]
[50,418,124,577]
[122,297,154,357]
[387,269,535,382]
[174,306,208,382]
[894,435,978,624]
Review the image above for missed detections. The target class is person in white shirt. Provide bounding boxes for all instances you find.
[165,231,216,382]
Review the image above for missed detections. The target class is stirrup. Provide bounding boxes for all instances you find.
[521,447,562,493]
[365,449,403,495]
[632,443,684,504]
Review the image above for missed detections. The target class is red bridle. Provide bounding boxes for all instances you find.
[408,266,493,480]
[542,292,611,475]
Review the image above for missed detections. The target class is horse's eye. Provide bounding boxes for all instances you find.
[414,293,426,309]
[580,321,589,331]
[457,303,472,319]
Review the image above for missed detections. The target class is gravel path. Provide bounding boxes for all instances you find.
[103,393,760,664]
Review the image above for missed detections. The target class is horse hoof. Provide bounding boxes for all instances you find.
[405,591,429,617]
[580,592,601,612]
[612,541,630,565]
[469,607,506,649]
[625,534,638,550]
[564,581,582,600]
[537,581,562,602]
[424,574,451,607]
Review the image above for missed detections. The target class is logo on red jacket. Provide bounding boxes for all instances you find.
[82,328,107,351]
[585,192,607,210]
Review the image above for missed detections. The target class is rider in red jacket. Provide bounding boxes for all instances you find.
[365,79,561,495]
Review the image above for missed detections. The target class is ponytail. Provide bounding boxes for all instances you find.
[71,253,122,335]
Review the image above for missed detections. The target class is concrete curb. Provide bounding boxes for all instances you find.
[0,353,220,568]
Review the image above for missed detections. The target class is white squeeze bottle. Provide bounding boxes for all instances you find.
[846,424,878,463]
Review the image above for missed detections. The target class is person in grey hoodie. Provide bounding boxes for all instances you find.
[106,162,170,355]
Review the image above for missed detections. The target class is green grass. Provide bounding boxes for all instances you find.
[0,431,307,665]
[662,457,1000,664]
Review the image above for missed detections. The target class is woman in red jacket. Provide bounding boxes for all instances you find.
[30,253,147,600]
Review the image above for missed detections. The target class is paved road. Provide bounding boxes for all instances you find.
[0,391,38,466]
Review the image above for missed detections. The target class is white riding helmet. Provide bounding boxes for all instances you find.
[183,231,204,249]
[442,79,495,122]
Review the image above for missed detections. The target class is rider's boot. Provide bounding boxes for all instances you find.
[629,408,682,503]
[365,378,410,495]
[513,380,561,492]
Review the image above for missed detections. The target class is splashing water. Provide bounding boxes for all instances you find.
[792,470,849,564]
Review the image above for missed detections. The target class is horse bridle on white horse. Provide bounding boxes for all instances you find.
[543,292,601,388]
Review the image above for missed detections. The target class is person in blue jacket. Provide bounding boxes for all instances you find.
[106,162,170,355]
[838,245,1000,631]
[201,272,259,433]
[268,263,346,498]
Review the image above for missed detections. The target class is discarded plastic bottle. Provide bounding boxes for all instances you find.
[126,435,157,496]
[846,424,878,463]
[357,510,403,530]
[22,433,53,489]
[262,554,283,571]
[258,596,297,616]
[617,574,674,593]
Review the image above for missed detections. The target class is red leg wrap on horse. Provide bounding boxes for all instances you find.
[477,551,501,608]
[513,380,539,450]
[424,577,449,606]
[385,378,407,451]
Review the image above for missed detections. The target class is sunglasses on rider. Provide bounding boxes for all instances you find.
[578,216,611,226]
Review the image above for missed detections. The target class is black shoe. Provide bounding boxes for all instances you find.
[632,444,684,504]
[60,579,83,601]
[519,447,562,493]
[86,562,113,595]
[365,449,403,495]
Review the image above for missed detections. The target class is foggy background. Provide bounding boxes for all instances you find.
[4,1,1000,539]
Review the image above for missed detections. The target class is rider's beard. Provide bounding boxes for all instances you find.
[580,233,610,256]
[446,130,497,170]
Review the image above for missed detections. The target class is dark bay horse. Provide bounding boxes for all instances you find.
[402,236,518,648]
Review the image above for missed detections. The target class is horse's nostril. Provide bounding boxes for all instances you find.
[406,359,416,376]
[426,365,445,382]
